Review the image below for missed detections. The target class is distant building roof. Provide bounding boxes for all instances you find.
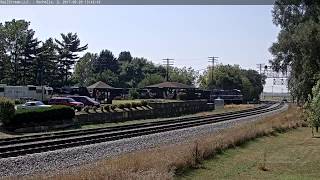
[87,81,115,90]
[145,82,195,89]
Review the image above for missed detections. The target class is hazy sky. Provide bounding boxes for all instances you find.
[0,5,285,92]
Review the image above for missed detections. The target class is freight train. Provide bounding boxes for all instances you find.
[0,84,243,104]
[54,87,244,104]
[209,89,243,104]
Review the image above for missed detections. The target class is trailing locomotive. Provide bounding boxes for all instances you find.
[209,89,243,104]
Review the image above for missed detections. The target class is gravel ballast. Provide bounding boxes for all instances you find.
[0,104,288,177]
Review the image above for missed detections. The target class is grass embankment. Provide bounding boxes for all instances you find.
[178,127,319,180]
[27,105,306,180]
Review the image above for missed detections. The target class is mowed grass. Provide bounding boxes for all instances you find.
[178,127,320,180]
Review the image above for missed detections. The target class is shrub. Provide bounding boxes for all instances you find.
[110,105,117,110]
[128,88,139,99]
[104,105,111,112]
[14,99,23,105]
[305,79,320,134]
[141,100,148,106]
[6,105,75,128]
[131,102,138,108]
[0,97,15,125]
[124,103,132,109]
[118,104,125,109]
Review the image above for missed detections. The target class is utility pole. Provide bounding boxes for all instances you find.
[257,63,265,100]
[257,63,264,75]
[162,58,174,81]
[208,56,219,83]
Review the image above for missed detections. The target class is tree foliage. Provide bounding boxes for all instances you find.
[198,65,266,102]
[270,0,320,103]
[92,49,118,74]
[137,74,165,88]
[73,51,196,88]
[73,52,96,87]
[0,19,88,87]
[55,32,88,85]
[304,79,320,133]
[118,51,133,63]
[170,67,198,85]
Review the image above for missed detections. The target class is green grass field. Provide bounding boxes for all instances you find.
[177,127,320,180]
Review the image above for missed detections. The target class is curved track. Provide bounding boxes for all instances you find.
[0,102,283,159]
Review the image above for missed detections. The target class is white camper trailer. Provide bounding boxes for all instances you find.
[0,84,53,101]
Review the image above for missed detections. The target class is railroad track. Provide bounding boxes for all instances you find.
[0,102,284,159]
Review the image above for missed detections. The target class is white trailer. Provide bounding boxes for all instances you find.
[0,84,53,101]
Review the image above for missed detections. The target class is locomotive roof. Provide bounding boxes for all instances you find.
[145,82,195,89]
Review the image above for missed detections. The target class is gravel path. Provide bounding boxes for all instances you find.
[0,104,288,177]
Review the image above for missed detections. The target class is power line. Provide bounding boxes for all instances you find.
[162,58,174,81]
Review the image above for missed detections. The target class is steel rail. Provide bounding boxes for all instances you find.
[0,103,284,159]
[0,104,272,146]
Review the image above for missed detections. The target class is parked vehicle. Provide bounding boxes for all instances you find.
[48,97,84,111]
[15,101,52,110]
[67,96,100,107]
[0,84,53,101]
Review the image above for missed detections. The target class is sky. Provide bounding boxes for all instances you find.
[0,5,286,92]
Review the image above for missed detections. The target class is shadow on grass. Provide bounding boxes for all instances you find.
[174,131,288,180]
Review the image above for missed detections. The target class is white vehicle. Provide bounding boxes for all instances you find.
[0,84,53,101]
[15,101,52,110]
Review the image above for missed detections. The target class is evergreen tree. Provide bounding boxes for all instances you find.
[118,51,133,64]
[21,29,40,85]
[55,33,88,86]
[92,49,119,74]
[35,38,59,86]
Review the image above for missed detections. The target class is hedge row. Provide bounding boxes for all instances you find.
[0,97,15,125]
[6,105,75,128]
[103,101,149,112]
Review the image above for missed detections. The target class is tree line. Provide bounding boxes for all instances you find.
[270,0,320,132]
[0,19,88,87]
[0,19,197,89]
[198,65,265,102]
[72,51,198,88]
[0,19,265,102]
